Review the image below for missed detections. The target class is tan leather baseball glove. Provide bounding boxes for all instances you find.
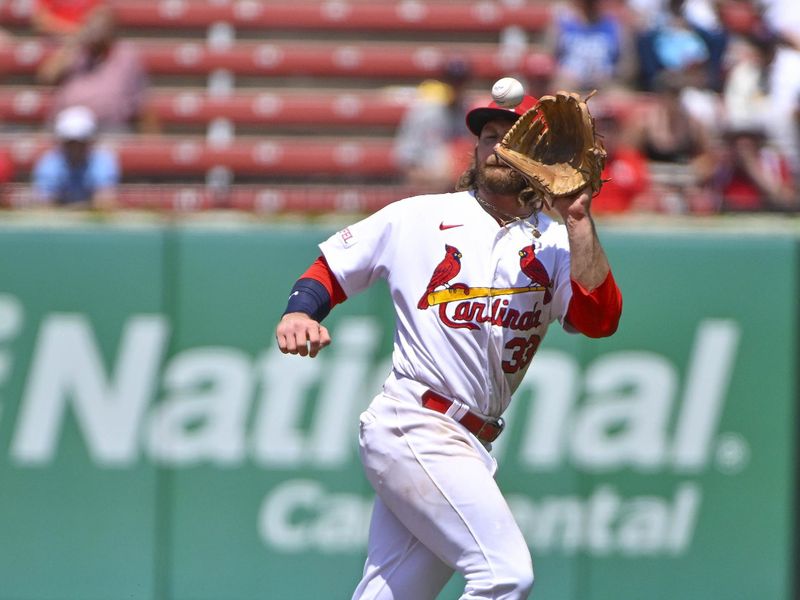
[495,91,607,199]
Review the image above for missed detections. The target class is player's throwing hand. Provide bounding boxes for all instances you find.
[275,312,331,358]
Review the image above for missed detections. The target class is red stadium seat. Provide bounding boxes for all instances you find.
[0,0,551,33]
[4,133,400,177]
[0,86,413,128]
[123,182,426,213]
[0,38,555,80]
[3,182,428,213]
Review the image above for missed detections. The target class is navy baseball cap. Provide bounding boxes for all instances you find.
[466,94,538,136]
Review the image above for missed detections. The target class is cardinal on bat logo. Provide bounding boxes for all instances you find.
[417,244,462,309]
[518,244,552,304]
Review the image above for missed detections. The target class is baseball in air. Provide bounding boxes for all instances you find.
[491,77,525,108]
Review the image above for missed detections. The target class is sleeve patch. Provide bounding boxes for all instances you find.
[339,227,356,246]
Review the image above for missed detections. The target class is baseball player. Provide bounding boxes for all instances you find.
[275,85,622,600]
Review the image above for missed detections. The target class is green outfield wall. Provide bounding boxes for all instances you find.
[0,222,796,600]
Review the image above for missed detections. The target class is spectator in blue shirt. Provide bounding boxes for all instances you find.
[32,105,119,208]
[545,0,636,93]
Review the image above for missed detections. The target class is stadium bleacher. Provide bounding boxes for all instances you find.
[0,0,564,211]
[0,87,410,128]
[0,39,554,81]
[4,133,398,177]
[0,1,552,33]
[3,181,428,212]
[0,0,738,213]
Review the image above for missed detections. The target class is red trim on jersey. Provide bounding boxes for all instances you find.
[565,271,622,338]
[300,255,347,307]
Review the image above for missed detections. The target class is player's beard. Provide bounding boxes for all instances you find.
[476,156,527,196]
[455,151,546,212]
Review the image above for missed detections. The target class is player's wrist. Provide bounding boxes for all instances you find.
[281,311,314,321]
[283,278,332,322]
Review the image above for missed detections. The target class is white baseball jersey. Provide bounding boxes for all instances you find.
[320,190,574,419]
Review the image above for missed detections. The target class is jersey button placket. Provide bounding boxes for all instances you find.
[485,228,511,416]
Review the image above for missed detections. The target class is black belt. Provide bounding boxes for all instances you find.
[421,389,505,443]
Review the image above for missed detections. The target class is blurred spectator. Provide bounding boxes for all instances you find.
[761,0,800,49]
[635,0,727,92]
[629,72,718,211]
[392,57,475,191]
[32,105,119,208]
[32,0,102,37]
[682,0,729,91]
[627,0,726,35]
[591,105,652,213]
[545,0,636,93]
[678,58,725,137]
[632,73,715,163]
[717,0,763,36]
[757,0,800,182]
[37,4,154,133]
[723,33,775,134]
[712,124,796,211]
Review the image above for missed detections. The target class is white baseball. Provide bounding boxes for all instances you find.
[491,77,525,108]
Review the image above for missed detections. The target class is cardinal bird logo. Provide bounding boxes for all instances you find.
[519,244,552,304]
[417,244,463,309]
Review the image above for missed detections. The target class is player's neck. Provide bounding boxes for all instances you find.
[474,188,533,223]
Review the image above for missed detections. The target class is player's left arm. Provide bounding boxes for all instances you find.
[276,256,347,357]
[277,199,400,356]
[552,191,622,338]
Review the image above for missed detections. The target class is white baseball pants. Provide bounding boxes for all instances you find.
[351,389,533,600]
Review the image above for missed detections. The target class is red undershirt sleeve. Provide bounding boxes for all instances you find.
[300,255,347,308]
[564,271,622,338]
